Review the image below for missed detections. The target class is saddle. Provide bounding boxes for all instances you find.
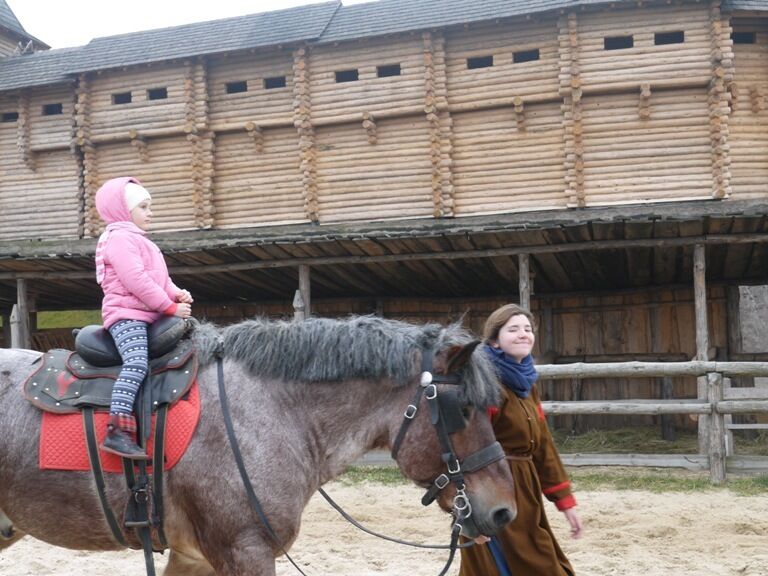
[22,316,196,570]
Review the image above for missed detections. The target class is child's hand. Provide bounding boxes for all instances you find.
[174,303,192,318]
[177,289,194,304]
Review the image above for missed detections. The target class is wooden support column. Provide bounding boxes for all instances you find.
[694,244,710,453]
[299,264,311,317]
[707,372,727,484]
[13,279,31,349]
[1,312,11,348]
[661,377,677,441]
[518,253,531,311]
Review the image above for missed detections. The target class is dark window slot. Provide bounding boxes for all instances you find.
[732,31,756,44]
[377,64,401,77]
[1,112,18,122]
[335,69,359,83]
[467,55,493,69]
[112,92,132,105]
[264,76,287,89]
[226,81,248,94]
[147,87,168,100]
[654,31,684,45]
[604,35,634,50]
[42,103,63,115]
[513,49,540,63]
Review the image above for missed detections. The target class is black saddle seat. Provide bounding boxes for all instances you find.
[74,316,189,367]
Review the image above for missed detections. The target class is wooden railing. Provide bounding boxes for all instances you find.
[537,361,768,484]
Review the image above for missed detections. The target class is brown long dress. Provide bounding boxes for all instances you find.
[459,385,576,576]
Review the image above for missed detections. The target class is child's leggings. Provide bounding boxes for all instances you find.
[108,319,149,416]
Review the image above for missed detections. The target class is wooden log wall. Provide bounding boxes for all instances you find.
[2,1,767,240]
[206,48,294,128]
[0,34,18,57]
[728,17,768,199]
[0,92,81,241]
[212,126,307,226]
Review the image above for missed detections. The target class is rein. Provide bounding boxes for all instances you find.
[216,347,503,576]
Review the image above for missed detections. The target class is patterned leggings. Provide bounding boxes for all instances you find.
[108,319,149,416]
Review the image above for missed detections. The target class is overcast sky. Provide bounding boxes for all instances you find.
[10,0,371,49]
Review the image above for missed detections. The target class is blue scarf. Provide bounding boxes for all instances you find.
[484,344,538,399]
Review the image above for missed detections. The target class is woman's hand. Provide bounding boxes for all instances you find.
[174,303,192,318]
[563,508,583,539]
[176,289,194,304]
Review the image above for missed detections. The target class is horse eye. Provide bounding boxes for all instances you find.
[461,406,473,420]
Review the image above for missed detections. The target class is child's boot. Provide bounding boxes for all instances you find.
[102,413,149,460]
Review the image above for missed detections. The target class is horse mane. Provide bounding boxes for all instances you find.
[191,315,500,408]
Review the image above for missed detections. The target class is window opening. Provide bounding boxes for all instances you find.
[112,92,132,105]
[377,64,401,77]
[467,55,493,69]
[335,69,359,83]
[732,31,756,44]
[1,112,18,122]
[147,87,168,100]
[513,49,540,63]
[264,76,287,89]
[654,31,684,45]
[604,35,634,50]
[42,103,63,115]
[226,81,248,94]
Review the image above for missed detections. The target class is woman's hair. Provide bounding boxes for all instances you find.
[482,304,535,343]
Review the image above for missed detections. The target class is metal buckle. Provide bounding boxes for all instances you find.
[425,383,437,400]
[434,473,450,490]
[404,404,417,419]
[447,458,461,475]
[420,371,433,386]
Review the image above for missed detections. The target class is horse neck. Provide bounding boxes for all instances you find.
[280,378,411,484]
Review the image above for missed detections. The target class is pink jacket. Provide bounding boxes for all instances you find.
[95,177,180,328]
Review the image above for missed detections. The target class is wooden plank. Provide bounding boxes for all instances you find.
[542,400,711,415]
[537,361,768,379]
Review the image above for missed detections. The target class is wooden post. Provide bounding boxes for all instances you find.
[542,301,556,430]
[518,253,531,311]
[707,372,727,485]
[1,312,10,348]
[14,279,31,349]
[694,244,709,453]
[292,290,305,321]
[298,265,311,317]
[661,377,677,441]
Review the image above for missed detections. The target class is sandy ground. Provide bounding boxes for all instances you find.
[1,480,767,576]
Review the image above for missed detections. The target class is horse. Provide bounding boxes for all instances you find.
[0,315,516,575]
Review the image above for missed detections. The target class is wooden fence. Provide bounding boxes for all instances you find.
[538,360,768,484]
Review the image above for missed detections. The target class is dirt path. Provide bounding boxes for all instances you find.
[2,482,766,575]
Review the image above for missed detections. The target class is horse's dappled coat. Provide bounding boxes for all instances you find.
[192,315,501,408]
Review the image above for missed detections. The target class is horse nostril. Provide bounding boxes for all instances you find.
[493,507,514,527]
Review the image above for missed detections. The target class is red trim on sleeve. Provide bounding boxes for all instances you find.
[163,303,178,316]
[487,407,500,419]
[542,480,571,495]
[536,403,546,421]
[555,494,577,511]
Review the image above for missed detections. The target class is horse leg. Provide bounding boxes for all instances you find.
[164,548,216,576]
[203,542,277,576]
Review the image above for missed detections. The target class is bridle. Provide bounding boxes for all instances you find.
[217,346,506,576]
[390,347,506,539]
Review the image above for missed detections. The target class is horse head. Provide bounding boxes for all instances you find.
[390,338,517,539]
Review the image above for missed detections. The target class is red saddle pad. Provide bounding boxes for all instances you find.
[39,382,200,472]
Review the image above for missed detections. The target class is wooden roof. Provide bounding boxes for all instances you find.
[2,200,767,312]
[65,1,341,74]
[0,0,48,48]
[5,0,763,93]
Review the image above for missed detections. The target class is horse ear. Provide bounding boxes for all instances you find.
[444,340,481,373]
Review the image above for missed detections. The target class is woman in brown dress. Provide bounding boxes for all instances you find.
[459,304,583,576]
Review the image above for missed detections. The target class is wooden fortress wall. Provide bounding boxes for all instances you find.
[1,1,765,242]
